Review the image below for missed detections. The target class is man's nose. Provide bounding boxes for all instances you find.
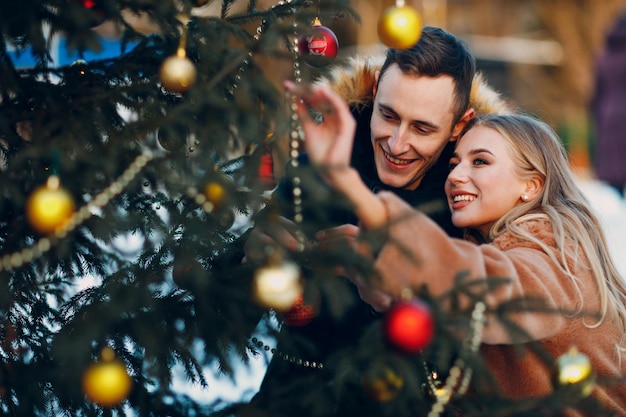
[387,126,410,154]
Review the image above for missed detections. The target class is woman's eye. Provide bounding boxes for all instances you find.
[473,158,487,166]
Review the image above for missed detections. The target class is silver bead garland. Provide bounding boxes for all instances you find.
[250,336,324,369]
[0,151,154,271]
[424,301,486,417]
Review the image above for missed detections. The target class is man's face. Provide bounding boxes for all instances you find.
[370,64,460,190]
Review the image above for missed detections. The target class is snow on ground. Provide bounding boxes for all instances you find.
[577,179,626,277]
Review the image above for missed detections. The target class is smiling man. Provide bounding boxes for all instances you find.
[245,26,512,416]
[307,26,496,238]
[371,62,471,192]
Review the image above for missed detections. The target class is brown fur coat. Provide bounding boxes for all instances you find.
[314,55,513,116]
[374,191,626,416]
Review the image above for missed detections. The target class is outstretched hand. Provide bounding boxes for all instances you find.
[284,80,388,229]
[284,80,356,189]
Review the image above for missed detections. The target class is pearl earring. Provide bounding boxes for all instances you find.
[522,194,529,201]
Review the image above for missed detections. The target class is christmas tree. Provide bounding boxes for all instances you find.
[0,1,620,416]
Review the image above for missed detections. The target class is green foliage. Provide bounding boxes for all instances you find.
[0,0,354,415]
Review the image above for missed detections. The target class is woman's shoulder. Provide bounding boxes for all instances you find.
[492,217,555,252]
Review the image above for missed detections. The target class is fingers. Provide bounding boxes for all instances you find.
[358,286,394,313]
[284,80,333,112]
[243,217,303,263]
[243,228,275,263]
[315,224,359,241]
[283,80,352,126]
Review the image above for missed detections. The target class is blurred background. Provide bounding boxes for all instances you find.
[10,0,626,180]
[251,0,626,181]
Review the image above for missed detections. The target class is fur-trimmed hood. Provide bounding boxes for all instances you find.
[313,55,513,116]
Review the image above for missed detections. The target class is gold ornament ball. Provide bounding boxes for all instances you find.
[204,181,226,209]
[552,347,595,397]
[253,261,302,311]
[363,367,404,402]
[82,347,133,408]
[377,5,422,49]
[159,54,197,93]
[26,181,75,234]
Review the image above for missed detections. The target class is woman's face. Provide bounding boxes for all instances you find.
[445,125,528,238]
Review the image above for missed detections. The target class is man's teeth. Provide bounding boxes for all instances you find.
[385,153,410,165]
[453,195,476,202]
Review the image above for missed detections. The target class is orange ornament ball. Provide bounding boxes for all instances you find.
[82,347,133,408]
[26,179,75,234]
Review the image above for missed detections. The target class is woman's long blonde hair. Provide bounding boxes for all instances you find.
[462,113,626,338]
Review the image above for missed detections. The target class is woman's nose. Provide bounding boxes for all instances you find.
[448,164,469,183]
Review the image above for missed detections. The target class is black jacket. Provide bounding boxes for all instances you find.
[247,103,462,417]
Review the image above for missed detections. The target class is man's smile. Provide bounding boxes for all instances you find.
[382,148,416,166]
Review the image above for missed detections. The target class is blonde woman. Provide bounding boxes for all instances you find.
[289,81,626,415]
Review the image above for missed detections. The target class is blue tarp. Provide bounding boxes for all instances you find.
[7,36,136,68]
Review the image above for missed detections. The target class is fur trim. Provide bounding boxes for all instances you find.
[314,55,513,115]
[493,220,556,252]
[313,56,383,111]
[470,72,514,115]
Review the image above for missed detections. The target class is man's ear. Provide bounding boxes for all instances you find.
[373,70,381,96]
[450,108,476,142]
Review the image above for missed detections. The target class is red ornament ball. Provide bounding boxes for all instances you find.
[282,295,317,326]
[384,298,434,353]
[258,153,274,182]
[74,0,106,27]
[172,257,205,291]
[297,18,339,68]
[79,0,97,8]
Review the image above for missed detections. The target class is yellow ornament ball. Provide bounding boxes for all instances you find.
[363,367,404,402]
[552,346,595,397]
[253,260,302,312]
[159,52,197,94]
[377,4,422,49]
[204,181,226,211]
[26,177,75,234]
[82,347,133,408]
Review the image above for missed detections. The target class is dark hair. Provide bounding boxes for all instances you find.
[379,26,476,124]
